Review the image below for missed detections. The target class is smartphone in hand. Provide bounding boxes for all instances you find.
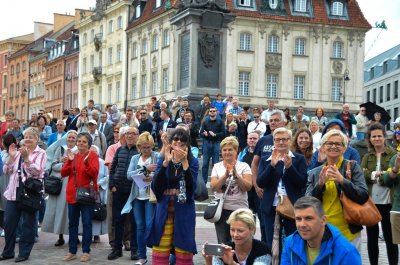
[204,243,224,256]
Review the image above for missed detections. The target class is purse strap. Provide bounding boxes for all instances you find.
[222,175,234,200]
[17,156,24,185]
[346,160,352,180]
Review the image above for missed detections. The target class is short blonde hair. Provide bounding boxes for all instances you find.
[227,208,256,233]
[273,127,292,139]
[220,136,239,151]
[137,131,154,148]
[320,129,348,149]
[23,127,40,141]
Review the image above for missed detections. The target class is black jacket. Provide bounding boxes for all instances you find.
[138,118,153,134]
[109,144,138,193]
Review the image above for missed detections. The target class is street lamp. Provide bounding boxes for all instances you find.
[23,86,30,122]
[343,69,350,104]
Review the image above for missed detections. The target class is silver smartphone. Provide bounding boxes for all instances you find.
[204,243,224,256]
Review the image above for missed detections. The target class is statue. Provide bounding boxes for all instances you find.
[199,33,219,68]
[181,0,230,13]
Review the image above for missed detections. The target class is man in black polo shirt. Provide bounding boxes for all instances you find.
[200,106,225,183]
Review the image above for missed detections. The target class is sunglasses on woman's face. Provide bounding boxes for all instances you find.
[172,136,187,143]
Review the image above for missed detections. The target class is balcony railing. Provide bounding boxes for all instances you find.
[92,67,102,81]
[94,33,103,51]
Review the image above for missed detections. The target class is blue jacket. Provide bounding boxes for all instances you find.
[146,156,198,254]
[47,131,66,147]
[256,152,308,214]
[309,146,360,171]
[281,224,361,265]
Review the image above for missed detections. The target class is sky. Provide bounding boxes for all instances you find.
[0,0,398,61]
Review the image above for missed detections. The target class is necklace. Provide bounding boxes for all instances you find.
[172,157,182,176]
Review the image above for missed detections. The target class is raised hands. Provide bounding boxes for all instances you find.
[8,143,17,159]
[271,149,280,167]
[67,148,75,161]
[321,164,344,185]
[283,153,292,168]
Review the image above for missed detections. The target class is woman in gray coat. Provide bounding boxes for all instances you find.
[41,130,78,246]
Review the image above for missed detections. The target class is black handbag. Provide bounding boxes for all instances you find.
[204,176,233,223]
[194,174,209,201]
[73,158,96,205]
[44,148,64,195]
[93,196,107,221]
[16,157,42,214]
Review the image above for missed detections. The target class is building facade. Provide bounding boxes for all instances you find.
[364,44,400,127]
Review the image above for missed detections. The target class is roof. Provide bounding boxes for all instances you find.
[364,43,400,70]
[8,31,54,60]
[0,33,34,44]
[127,0,371,31]
[363,43,400,82]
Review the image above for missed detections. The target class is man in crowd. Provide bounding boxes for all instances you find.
[47,120,66,147]
[98,112,114,147]
[108,127,139,260]
[282,196,361,264]
[200,106,225,183]
[138,108,153,135]
[7,118,23,142]
[87,119,107,158]
[124,107,139,128]
[174,99,195,122]
[157,109,176,149]
[212,93,226,119]
[355,106,370,141]
[91,109,100,123]
[68,108,80,131]
[261,100,276,125]
[288,110,309,134]
[335,103,356,138]
[228,99,243,116]
[87,99,95,120]
[247,110,266,135]
[62,109,72,131]
[292,106,310,122]
[181,111,199,148]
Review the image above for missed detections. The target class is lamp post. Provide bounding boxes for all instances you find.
[343,69,350,104]
[23,86,30,123]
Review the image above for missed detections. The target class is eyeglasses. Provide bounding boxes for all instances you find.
[140,146,153,150]
[269,119,281,123]
[324,141,344,147]
[172,136,187,142]
[56,124,64,126]
[253,116,260,118]
[125,132,139,136]
[209,110,216,113]
[113,130,119,133]
[274,138,290,143]
[140,112,146,115]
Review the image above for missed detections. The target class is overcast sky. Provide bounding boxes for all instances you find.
[0,0,398,61]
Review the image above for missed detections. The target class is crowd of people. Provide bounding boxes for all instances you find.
[0,94,399,264]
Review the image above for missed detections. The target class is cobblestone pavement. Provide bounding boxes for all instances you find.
[0,217,392,264]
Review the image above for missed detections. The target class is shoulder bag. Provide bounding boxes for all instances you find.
[74,157,96,205]
[16,157,42,213]
[44,147,64,195]
[340,161,382,226]
[93,194,107,221]
[204,175,234,223]
[276,194,295,220]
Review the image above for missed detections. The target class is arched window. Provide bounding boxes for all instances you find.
[332,1,343,16]
[117,16,123,29]
[163,29,170,46]
[269,0,278,9]
[90,29,95,42]
[239,32,252,51]
[152,34,159,51]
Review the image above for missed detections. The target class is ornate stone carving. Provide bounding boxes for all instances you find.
[199,33,219,68]
[265,54,282,69]
[152,55,157,67]
[311,27,320,43]
[80,10,86,20]
[322,28,332,44]
[282,25,290,41]
[228,26,234,36]
[332,61,343,74]
[181,0,230,13]
[357,32,365,47]
[348,31,355,47]
[141,59,146,72]
[258,23,267,39]
[91,0,112,21]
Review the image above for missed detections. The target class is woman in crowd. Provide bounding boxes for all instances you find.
[236,111,250,151]
[199,96,212,122]
[371,112,383,126]
[256,127,308,251]
[291,128,314,167]
[309,120,322,150]
[210,136,252,244]
[76,108,89,132]
[306,129,369,250]
[147,128,198,264]
[202,208,271,265]
[225,113,234,131]
[392,124,400,152]
[283,108,292,124]
[361,123,398,265]
[0,134,17,238]
[61,132,99,262]
[37,115,52,142]
[311,107,328,131]
[42,130,78,246]
[176,110,185,123]
[0,128,46,262]
[123,132,159,265]
[90,145,108,244]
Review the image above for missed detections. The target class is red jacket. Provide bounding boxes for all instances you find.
[61,151,100,204]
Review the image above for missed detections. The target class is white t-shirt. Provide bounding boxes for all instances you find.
[137,156,151,200]
[211,161,251,211]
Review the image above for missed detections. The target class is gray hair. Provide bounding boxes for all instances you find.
[320,129,348,149]
[23,127,40,141]
[294,196,325,217]
[273,127,292,139]
[119,126,128,137]
[270,110,287,123]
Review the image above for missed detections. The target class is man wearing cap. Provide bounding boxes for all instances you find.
[88,119,107,158]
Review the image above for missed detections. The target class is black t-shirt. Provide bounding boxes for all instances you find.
[253,134,274,158]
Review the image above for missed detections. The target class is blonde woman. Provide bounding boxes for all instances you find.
[309,120,322,150]
[210,136,252,244]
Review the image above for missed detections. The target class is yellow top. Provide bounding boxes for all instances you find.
[322,157,359,241]
[306,243,320,265]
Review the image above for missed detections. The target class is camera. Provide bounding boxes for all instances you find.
[204,243,224,256]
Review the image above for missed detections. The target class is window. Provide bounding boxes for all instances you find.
[238,0,251,7]
[367,91,370,102]
[151,72,157,95]
[266,73,278,98]
[99,51,103,66]
[332,1,343,16]
[332,78,342,101]
[141,75,147,98]
[370,67,374,79]
[74,62,79,77]
[90,29,95,42]
[15,106,18,119]
[294,75,305,99]
[332,41,343,58]
[373,88,376,103]
[108,84,112,103]
[395,81,399,99]
[10,65,14,75]
[3,75,7,88]
[116,81,121,102]
[82,90,87,105]
[267,35,279,53]
[152,35,159,51]
[269,0,278,9]
[379,86,383,103]
[21,105,25,121]
[387,84,391,101]
[83,57,87,74]
[395,108,399,122]
[16,63,20,73]
[162,68,168,93]
[10,85,14,97]
[135,5,141,18]
[83,33,87,45]
[22,61,26,71]
[383,61,388,74]
[117,16,122,29]
[239,33,252,51]
[132,42,138,58]
[238,71,250,96]
[4,54,7,65]
[117,44,122,62]
[16,83,20,97]
[155,0,162,8]
[294,38,306,55]
[108,20,114,33]
[294,0,306,12]
[163,29,170,47]
[108,47,113,65]
[131,77,137,99]
[142,39,148,55]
